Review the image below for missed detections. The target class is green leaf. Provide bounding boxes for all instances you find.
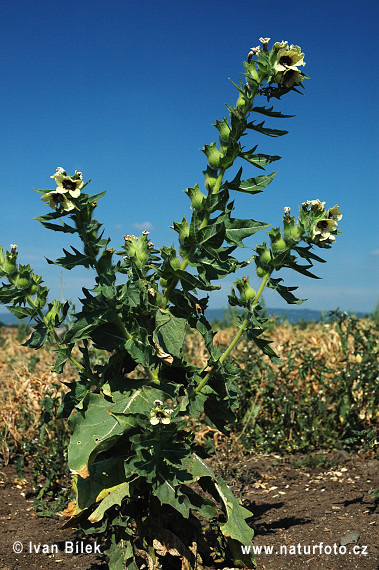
[154,310,187,358]
[47,247,92,270]
[68,393,125,475]
[154,480,191,518]
[88,482,130,523]
[39,221,78,234]
[6,305,37,320]
[267,277,306,304]
[252,105,294,118]
[224,218,270,248]
[227,169,277,195]
[52,346,72,374]
[23,324,49,349]
[215,477,254,544]
[240,151,281,170]
[247,120,288,137]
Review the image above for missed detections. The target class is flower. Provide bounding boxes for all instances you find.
[312,218,338,242]
[273,41,289,52]
[328,204,342,221]
[41,190,76,211]
[309,199,326,212]
[50,167,84,199]
[150,401,173,426]
[276,68,304,87]
[274,44,305,72]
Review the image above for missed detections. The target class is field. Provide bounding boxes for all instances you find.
[0,314,378,569]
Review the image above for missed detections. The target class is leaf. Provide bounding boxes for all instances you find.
[240,151,281,170]
[224,218,270,248]
[252,105,294,118]
[154,480,190,518]
[267,277,306,305]
[89,482,130,523]
[6,305,36,320]
[39,221,78,234]
[23,324,49,349]
[227,169,277,195]
[215,477,254,544]
[52,346,72,374]
[46,247,92,270]
[68,393,125,474]
[247,120,288,137]
[154,310,187,358]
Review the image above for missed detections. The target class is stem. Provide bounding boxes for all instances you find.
[26,294,98,382]
[161,169,225,308]
[195,272,270,394]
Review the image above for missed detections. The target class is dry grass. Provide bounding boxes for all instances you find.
[0,328,74,463]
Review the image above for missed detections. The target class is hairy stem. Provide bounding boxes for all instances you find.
[195,272,270,394]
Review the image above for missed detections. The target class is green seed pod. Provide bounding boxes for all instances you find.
[3,253,17,276]
[186,185,205,210]
[203,167,218,191]
[284,224,302,242]
[236,94,249,110]
[0,245,4,267]
[30,283,39,295]
[259,248,272,266]
[14,273,31,290]
[216,119,231,143]
[207,148,223,169]
[271,238,287,253]
[160,277,168,287]
[170,257,181,271]
[256,266,268,278]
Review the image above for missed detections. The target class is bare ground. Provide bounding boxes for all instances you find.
[0,451,378,570]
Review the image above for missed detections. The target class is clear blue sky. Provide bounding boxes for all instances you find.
[1,0,378,313]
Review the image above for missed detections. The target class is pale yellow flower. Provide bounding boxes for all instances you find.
[150,400,173,425]
[312,218,338,242]
[50,167,83,199]
[274,44,305,72]
[41,190,76,211]
[328,204,342,221]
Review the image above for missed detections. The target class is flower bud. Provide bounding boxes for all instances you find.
[160,277,168,287]
[203,167,218,191]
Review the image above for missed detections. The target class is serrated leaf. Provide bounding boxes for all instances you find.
[252,105,294,118]
[154,480,190,518]
[240,152,281,170]
[6,305,36,320]
[47,247,92,270]
[39,221,77,234]
[224,218,270,247]
[215,477,254,544]
[23,325,49,348]
[154,310,187,358]
[227,169,277,195]
[247,120,288,137]
[267,277,306,304]
[88,482,130,523]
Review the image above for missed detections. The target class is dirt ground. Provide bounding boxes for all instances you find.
[0,451,378,570]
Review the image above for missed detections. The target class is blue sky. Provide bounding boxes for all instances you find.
[1,0,378,314]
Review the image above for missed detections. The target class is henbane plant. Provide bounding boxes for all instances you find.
[0,38,342,568]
